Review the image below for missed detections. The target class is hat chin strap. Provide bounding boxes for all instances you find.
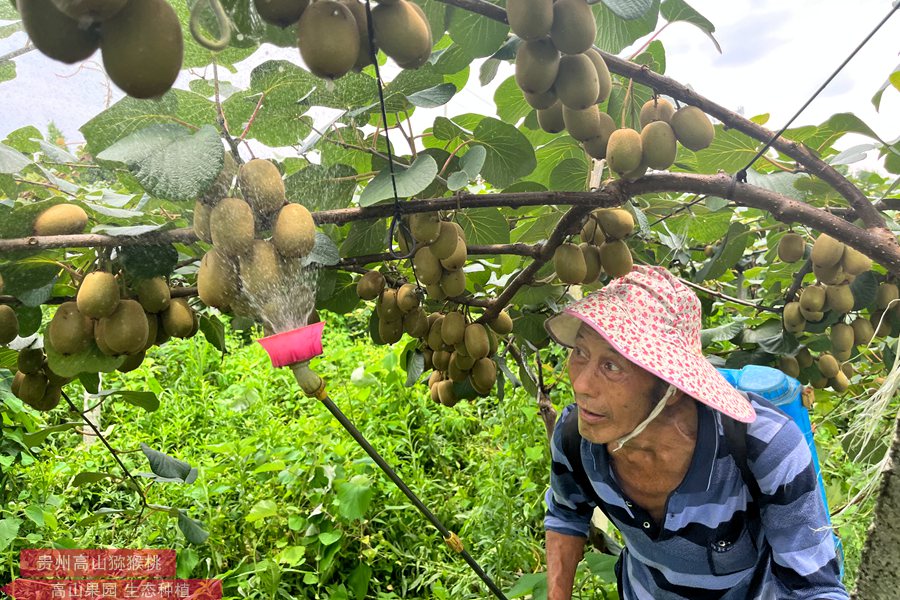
[610,385,678,453]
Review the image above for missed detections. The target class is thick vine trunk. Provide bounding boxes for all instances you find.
[853,414,900,599]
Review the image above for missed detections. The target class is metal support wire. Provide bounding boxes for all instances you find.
[317,393,510,600]
[734,2,900,182]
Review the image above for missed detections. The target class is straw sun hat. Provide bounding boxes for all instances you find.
[545,265,756,424]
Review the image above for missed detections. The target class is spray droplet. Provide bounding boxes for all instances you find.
[326,79,336,93]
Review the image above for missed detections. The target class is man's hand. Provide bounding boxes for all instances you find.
[546,530,587,600]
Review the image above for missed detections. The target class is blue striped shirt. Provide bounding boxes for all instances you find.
[545,395,848,599]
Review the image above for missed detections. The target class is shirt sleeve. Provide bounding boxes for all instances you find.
[747,404,849,600]
[544,404,595,539]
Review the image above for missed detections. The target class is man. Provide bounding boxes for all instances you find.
[543,265,847,600]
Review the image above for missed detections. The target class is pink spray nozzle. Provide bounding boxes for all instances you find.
[257,321,326,368]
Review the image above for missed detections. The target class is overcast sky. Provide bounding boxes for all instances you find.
[0,0,898,157]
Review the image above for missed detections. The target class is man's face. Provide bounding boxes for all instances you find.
[568,323,662,444]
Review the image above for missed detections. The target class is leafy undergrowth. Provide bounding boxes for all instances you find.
[0,310,598,599]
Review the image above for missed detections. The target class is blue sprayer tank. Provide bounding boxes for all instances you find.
[716,365,844,575]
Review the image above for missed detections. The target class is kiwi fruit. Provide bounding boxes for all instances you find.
[448,358,469,383]
[817,353,840,379]
[524,88,558,110]
[51,0,128,20]
[554,243,587,285]
[778,355,800,378]
[377,288,402,322]
[839,246,870,276]
[599,240,633,278]
[549,0,596,55]
[830,371,850,393]
[606,129,643,175]
[515,38,560,95]
[507,0,552,41]
[640,121,677,170]
[555,54,599,110]
[439,237,467,271]
[427,315,445,351]
[830,323,855,353]
[471,358,497,395]
[413,247,442,285]
[436,379,459,407]
[799,306,824,323]
[488,310,513,335]
[0,305,19,345]
[848,317,873,347]
[134,277,170,313]
[357,270,386,300]
[581,212,604,244]
[581,114,616,160]
[796,347,813,369]
[396,283,420,313]
[17,348,45,374]
[77,271,120,319]
[427,222,456,260]
[117,350,145,373]
[96,299,149,355]
[161,298,195,339]
[812,261,846,286]
[210,198,255,257]
[538,103,566,134]
[254,0,309,27]
[584,49,612,104]
[33,203,89,236]
[200,152,238,206]
[239,159,285,218]
[876,282,899,310]
[562,105,604,142]
[425,283,446,301]
[372,0,432,69]
[298,0,360,79]
[403,308,429,338]
[811,234,845,268]
[464,323,490,360]
[378,317,404,344]
[17,372,49,407]
[198,249,238,309]
[273,203,316,258]
[48,302,94,355]
[799,286,826,312]
[410,212,441,245]
[824,284,854,314]
[670,106,715,151]
[621,163,648,181]
[596,209,634,241]
[17,0,100,64]
[580,243,602,284]
[777,233,805,263]
[101,0,184,99]
[143,312,158,351]
[341,0,374,71]
[193,201,213,243]
[440,269,466,298]
[841,362,854,378]
[639,98,675,127]
[441,311,466,346]
[782,302,805,333]
[239,240,283,298]
[452,350,476,371]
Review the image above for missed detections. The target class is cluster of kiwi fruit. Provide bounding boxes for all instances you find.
[194,156,318,327]
[48,271,198,369]
[404,214,469,300]
[508,0,714,173]
[551,207,634,285]
[357,271,429,343]
[32,203,90,236]
[255,0,432,80]
[9,346,72,411]
[16,0,184,99]
[776,233,899,393]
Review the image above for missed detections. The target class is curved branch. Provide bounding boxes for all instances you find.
[433,0,896,241]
